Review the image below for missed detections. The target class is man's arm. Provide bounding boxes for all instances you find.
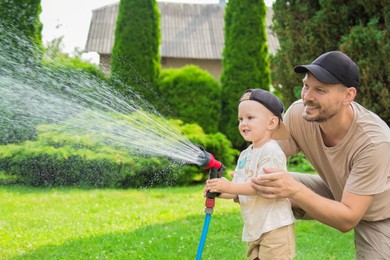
[251,168,373,232]
[290,184,373,232]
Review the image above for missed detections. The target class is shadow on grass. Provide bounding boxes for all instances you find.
[13,213,246,260]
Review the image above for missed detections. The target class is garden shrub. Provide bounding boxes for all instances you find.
[287,152,315,174]
[158,65,222,133]
[0,138,182,188]
[0,115,237,187]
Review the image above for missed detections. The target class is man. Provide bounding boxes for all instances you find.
[251,51,390,259]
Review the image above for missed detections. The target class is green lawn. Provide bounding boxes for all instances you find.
[0,185,354,259]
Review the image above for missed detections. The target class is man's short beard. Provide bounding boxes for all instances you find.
[303,111,336,123]
[303,115,328,123]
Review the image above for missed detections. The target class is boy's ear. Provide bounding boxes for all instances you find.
[268,116,279,130]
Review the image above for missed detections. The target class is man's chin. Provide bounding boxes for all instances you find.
[303,114,327,123]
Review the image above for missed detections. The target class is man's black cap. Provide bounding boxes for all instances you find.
[294,51,360,88]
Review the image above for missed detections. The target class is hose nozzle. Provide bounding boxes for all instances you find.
[199,151,222,170]
[198,150,225,199]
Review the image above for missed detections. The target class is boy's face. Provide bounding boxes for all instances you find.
[238,100,275,147]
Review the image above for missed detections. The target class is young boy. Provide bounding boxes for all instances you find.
[205,88,295,259]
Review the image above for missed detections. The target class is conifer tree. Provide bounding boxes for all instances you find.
[111,0,161,105]
[0,0,43,144]
[220,0,271,148]
[0,0,43,53]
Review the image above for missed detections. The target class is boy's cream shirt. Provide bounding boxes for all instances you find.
[233,140,295,242]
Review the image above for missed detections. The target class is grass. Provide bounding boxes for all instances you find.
[0,185,354,259]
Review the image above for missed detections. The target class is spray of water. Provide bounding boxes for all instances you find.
[0,25,206,166]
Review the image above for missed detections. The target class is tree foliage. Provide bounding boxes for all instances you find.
[110,0,161,105]
[0,0,42,49]
[271,0,390,124]
[220,0,271,149]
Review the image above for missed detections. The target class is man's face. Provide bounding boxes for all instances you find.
[300,73,347,123]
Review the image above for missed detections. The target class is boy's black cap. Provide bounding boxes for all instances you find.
[240,88,289,140]
[294,51,360,88]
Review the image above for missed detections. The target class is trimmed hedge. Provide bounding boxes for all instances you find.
[0,118,238,188]
[158,65,222,133]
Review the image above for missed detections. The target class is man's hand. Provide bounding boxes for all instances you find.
[250,168,301,199]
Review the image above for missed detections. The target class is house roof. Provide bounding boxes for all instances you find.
[85,2,279,60]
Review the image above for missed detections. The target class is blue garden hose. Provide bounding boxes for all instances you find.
[196,209,213,260]
[196,151,224,259]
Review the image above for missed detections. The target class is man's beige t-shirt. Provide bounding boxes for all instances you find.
[279,100,390,221]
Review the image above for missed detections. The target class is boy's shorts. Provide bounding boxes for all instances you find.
[247,224,295,260]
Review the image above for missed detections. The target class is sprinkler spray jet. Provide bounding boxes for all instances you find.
[196,150,225,259]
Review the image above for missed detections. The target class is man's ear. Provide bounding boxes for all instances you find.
[344,87,357,105]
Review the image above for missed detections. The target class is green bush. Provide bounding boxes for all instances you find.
[287,152,315,174]
[0,136,186,188]
[0,116,237,187]
[158,65,222,133]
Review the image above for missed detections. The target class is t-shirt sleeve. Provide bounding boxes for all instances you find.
[278,101,303,158]
[256,143,287,175]
[346,142,390,195]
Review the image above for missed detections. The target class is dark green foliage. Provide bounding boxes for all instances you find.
[287,152,315,173]
[340,5,390,124]
[220,0,271,149]
[0,119,238,187]
[271,0,389,124]
[0,0,43,50]
[111,0,161,106]
[158,65,222,133]
[0,141,177,188]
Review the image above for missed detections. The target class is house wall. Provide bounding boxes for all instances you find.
[162,57,222,81]
[99,54,112,75]
[99,55,222,82]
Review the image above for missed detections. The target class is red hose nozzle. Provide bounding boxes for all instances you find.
[199,151,222,170]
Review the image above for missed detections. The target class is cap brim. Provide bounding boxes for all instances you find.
[272,121,290,140]
[294,64,340,84]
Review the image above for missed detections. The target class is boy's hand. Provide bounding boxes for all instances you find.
[205,177,230,193]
